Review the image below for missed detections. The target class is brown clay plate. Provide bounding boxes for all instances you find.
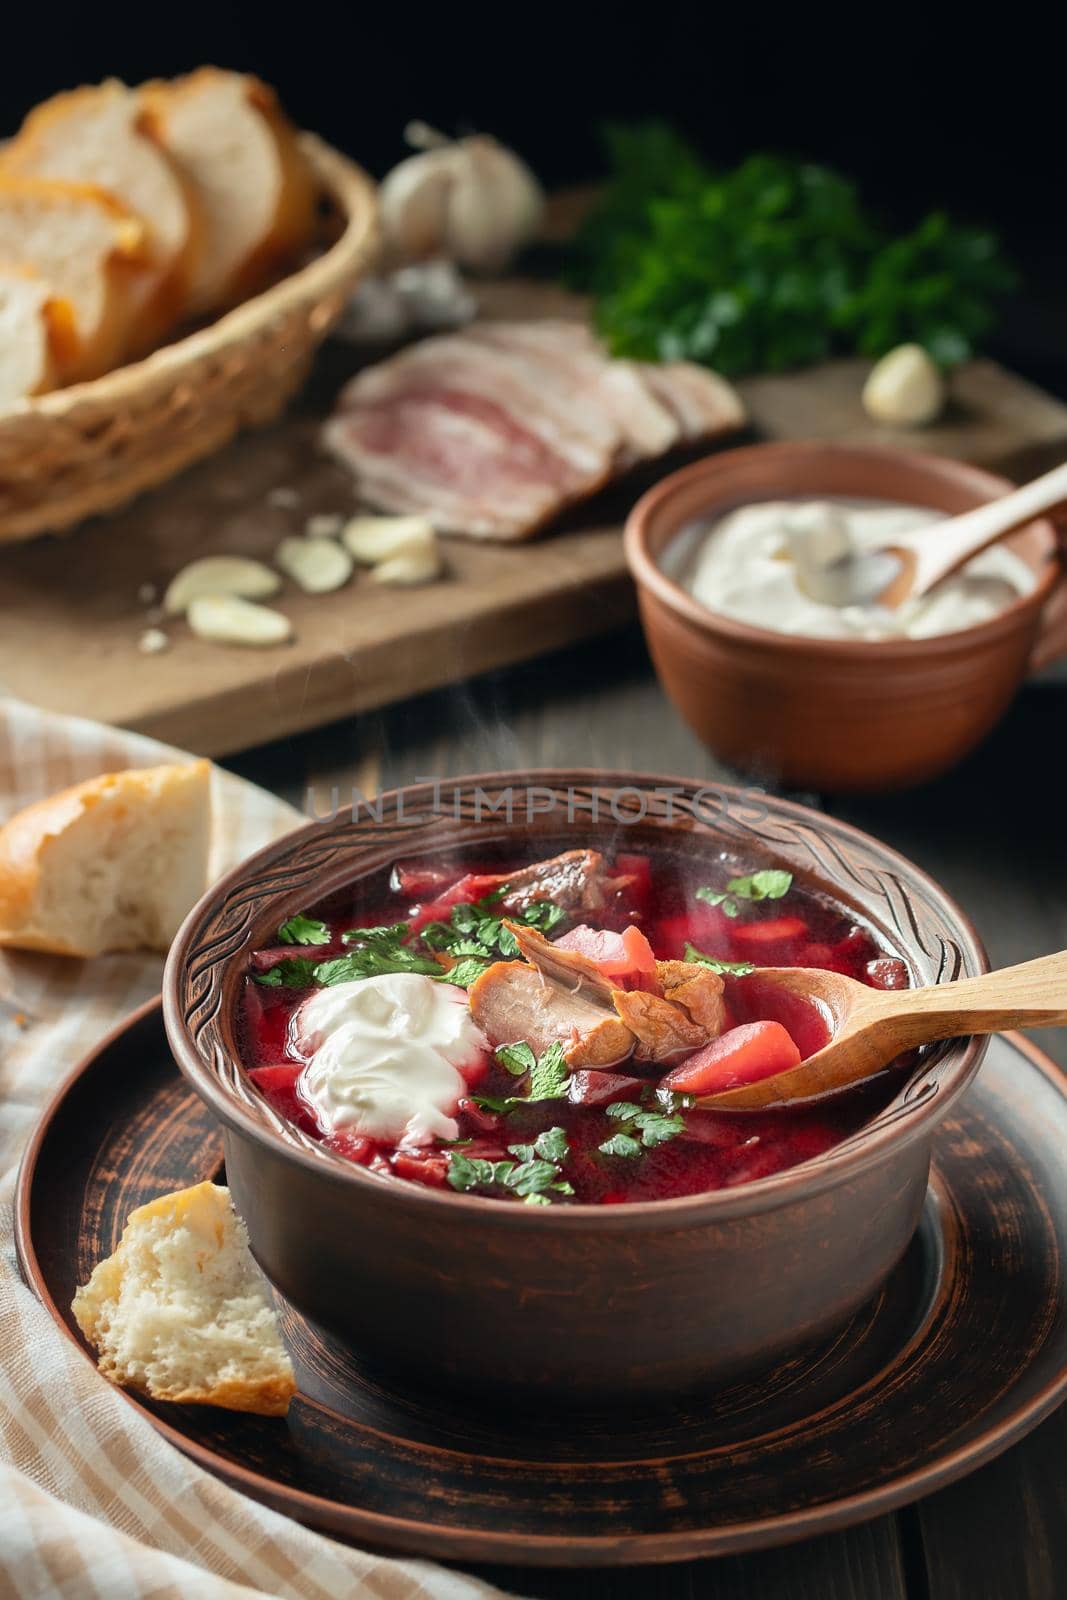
[16,1000,1067,1568]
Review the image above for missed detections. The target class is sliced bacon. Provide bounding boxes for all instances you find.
[325,319,745,541]
[323,391,595,539]
[342,332,620,469]
[467,321,680,460]
[636,361,748,441]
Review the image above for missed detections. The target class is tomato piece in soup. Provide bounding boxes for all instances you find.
[660,1021,802,1096]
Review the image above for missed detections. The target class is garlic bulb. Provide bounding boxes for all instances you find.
[379,124,544,273]
[862,344,946,426]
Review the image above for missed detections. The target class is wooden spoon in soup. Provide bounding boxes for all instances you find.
[691,950,1067,1109]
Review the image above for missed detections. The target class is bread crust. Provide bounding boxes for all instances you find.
[0,758,210,956]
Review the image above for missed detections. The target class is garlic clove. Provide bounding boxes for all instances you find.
[342,514,438,565]
[187,594,293,647]
[275,535,353,594]
[862,344,946,426]
[371,544,443,587]
[164,556,281,616]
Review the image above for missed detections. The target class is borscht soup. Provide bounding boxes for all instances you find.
[239,846,910,1206]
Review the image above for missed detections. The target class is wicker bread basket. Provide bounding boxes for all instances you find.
[0,133,379,544]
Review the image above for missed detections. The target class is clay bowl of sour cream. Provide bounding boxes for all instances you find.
[164,770,988,1402]
[624,442,1067,791]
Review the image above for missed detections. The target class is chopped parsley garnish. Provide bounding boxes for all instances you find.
[277,913,330,945]
[682,942,756,977]
[598,1132,642,1159]
[342,920,411,945]
[604,1101,686,1148]
[443,956,490,988]
[696,870,793,919]
[448,1126,573,1204]
[252,957,320,988]
[259,886,569,995]
[495,1041,537,1077]
[473,1041,571,1114]
[421,891,566,967]
[519,1125,569,1163]
[313,947,444,984]
[526,1040,569,1102]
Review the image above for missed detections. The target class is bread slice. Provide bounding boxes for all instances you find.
[0,759,211,957]
[0,175,149,379]
[140,69,316,315]
[0,261,79,405]
[2,81,198,349]
[73,1182,296,1416]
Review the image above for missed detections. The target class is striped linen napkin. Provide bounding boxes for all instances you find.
[0,697,508,1600]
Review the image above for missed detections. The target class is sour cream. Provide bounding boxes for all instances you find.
[296,973,487,1146]
[668,497,1034,641]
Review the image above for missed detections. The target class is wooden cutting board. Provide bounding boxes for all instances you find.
[3,278,1067,758]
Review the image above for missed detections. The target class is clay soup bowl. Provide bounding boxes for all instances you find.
[164,770,989,1402]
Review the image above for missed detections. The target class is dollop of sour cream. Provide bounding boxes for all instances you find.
[295,973,487,1146]
[669,497,1034,641]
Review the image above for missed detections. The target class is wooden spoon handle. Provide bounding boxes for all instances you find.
[872,948,1067,1050]
[905,458,1067,597]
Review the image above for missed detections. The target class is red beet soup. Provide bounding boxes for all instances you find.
[238,845,910,1206]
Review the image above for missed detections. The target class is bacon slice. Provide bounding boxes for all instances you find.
[636,362,747,441]
[467,321,680,460]
[324,319,745,541]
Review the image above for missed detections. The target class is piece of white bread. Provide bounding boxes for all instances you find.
[0,175,149,380]
[73,1182,296,1416]
[0,759,211,957]
[2,81,198,349]
[140,68,316,316]
[0,261,79,406]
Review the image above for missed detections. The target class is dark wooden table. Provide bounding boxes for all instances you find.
[226,622,1067,1600]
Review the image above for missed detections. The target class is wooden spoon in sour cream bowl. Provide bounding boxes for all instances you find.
[690,949,1067,1109]
[805,457,1067,609]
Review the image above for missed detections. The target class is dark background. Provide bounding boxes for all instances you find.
[4,7,1065,391]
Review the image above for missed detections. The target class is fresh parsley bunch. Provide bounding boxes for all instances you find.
[568,126,1014,376]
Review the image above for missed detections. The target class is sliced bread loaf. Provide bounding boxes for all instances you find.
[73,1182,296,1416]
[0,175,149,379]
[0,759,211,956]
[141,68,316,315]
[3,80,198,348]
[0,261,79,405]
